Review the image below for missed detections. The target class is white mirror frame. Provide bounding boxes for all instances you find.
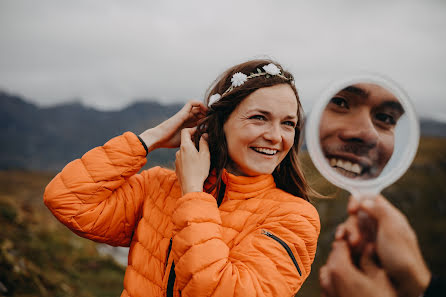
[305,74,420,198]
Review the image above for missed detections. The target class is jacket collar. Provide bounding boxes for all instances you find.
[220,169,276,200]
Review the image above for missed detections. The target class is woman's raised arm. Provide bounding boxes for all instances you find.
[44,101,207,246]
[44,132,150,246]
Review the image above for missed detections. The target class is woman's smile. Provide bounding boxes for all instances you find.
[251,147,279,156]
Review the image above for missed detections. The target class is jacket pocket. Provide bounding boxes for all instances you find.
[261,230,302,276]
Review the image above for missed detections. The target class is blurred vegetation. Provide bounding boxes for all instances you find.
[298,136,446,296]
[0,136,445,297]
[0,171,125,297]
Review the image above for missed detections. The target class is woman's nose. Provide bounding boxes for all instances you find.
[263,123,282,144]
[338,113,379,147]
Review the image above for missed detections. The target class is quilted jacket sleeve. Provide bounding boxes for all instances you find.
[44,132,154,246]
[171,192,320,297]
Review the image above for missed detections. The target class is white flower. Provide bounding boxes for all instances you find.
[208,93,221,107]
[231,72,248,87]
[263,63,281,75]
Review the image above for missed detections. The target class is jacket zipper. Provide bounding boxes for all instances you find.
[261,230,302,276]
[166,261,176,297]
[166,238,176,297]
[165,238,172,269]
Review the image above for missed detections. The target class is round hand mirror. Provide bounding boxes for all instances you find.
[306,74,420,198]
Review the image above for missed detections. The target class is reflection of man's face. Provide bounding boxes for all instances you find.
[319,83,405,179]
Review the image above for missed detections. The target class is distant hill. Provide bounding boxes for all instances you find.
[1,90,446,171]
[0,91,182,171]
[420,117,446,137]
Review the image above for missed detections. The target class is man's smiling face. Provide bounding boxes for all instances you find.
[319,83,405,179]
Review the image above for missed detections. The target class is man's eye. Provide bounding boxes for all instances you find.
[250,115,266,121]
[330,97,349,109]
[375,113,396,125]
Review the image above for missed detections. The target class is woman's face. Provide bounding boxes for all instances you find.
[223,84,298,176]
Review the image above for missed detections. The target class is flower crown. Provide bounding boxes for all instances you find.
[208,63,293,107]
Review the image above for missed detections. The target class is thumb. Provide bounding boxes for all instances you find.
[359,195,395,223]
[180,127,196,147]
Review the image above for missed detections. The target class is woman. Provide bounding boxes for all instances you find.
[44,59,320,297]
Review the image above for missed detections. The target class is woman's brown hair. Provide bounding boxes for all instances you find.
[195,59,313,201]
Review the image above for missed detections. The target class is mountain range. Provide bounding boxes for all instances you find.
[2,90,446,172]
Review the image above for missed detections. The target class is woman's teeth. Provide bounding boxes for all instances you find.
[252,147,278,155]
[329,158,362,174]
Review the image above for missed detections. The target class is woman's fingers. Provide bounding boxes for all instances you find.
[180,127,197,148]
[175,101,207,126]
[177,128,210,194]
[199,134,210,156]
[191,102,207,115]
[181,100,205,112]
[183,102,207,127]
[188,100,207,109]
[180,128,209,156]
[146,100,208,151]
[186,100,208,117]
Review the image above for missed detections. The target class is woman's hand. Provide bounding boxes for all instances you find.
[175,127,210,195]
[139,100,207,152]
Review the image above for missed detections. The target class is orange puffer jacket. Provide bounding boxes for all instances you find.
[44,132,320,297]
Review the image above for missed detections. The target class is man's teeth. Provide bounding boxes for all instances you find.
[253,148,278,155]
[329,158,362,174]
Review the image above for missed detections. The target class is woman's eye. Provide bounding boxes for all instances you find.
[250,115,266,121]
[375,113,396,126]
[283,121,296,127]
[330,97,349,109]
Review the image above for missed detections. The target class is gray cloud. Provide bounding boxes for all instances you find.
[1,0,445,119]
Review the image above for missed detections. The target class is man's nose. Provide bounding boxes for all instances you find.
[264,123,282,144]
[338,113,379,147]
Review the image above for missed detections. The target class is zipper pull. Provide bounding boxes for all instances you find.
[261,229,272,236]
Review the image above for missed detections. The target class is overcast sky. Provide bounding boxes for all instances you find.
[1,0,445,121]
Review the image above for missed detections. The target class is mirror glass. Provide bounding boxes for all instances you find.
[306,75,419,197]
